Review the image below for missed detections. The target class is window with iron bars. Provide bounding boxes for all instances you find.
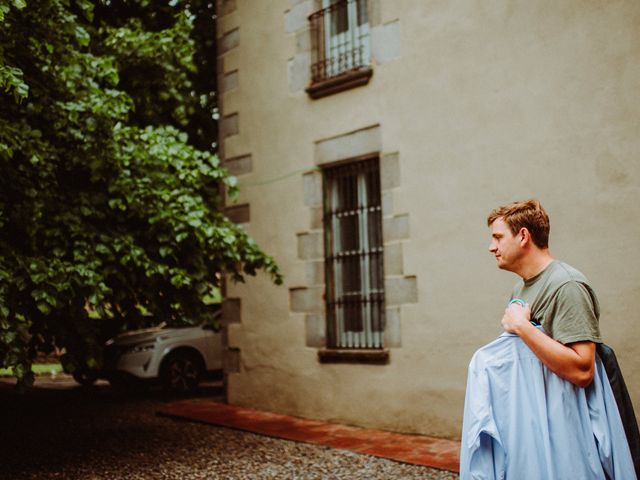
[307,0,372,98]
[323,158,385,349]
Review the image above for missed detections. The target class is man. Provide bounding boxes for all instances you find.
[459,199,636,479]
[488,198,601,387]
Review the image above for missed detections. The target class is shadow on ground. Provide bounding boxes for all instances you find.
[0,377,224,479]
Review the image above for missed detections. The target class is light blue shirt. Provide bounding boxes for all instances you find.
[460,331,636,480]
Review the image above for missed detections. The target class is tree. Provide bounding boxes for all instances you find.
[91,0,218,153]
[0,0,281,386]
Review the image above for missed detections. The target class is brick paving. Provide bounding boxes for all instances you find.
[158,399,460,473]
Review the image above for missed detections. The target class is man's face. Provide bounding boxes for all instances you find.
[489,217,523,272]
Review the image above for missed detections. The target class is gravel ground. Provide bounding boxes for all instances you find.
[0,377,458,480]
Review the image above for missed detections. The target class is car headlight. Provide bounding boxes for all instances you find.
[123,343,156,355]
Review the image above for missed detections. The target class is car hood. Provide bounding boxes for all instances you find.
[110,325,204,346]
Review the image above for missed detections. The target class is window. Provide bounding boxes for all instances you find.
[323,158,385,350]
[307,0,373,99]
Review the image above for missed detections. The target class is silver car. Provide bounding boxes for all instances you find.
[104,321,223,392]
[75,314,223,393]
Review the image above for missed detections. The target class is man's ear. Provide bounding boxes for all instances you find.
[518,228,530,246]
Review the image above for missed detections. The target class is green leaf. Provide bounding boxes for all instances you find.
[36,302,51,315]
[75,26,90,47]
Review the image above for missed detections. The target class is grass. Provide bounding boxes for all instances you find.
[0,363,64,377]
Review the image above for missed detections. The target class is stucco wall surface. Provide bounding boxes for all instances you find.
[221,0,640,439]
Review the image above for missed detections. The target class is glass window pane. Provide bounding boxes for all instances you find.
[323,158,385,348]
[331,3,349,35]
[315,0,371,81]
[338,213,359,252]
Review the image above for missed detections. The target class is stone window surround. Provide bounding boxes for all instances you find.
[291,124,417,364]
[287,0,385,99]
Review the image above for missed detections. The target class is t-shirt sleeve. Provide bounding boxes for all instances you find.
[545,281,602,344]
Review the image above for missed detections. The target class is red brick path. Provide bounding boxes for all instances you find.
[158,399,460,473]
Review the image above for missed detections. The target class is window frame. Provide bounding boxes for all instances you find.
[306,0,373,99]
[321,157,386,357]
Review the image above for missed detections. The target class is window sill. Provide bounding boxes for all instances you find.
[318,348,389,365]
[306,67,373,100]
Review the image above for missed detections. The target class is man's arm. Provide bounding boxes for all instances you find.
[502,303,596,387]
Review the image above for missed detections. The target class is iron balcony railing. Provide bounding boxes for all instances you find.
[308,0,370,84]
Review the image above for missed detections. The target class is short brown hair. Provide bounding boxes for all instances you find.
[487,199,550,249]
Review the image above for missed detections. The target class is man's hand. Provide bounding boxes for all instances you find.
[501,302,532,334]
[501,302,596,387]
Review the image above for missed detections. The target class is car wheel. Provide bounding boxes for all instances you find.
[72,369,98,387]
[161,351,203,393]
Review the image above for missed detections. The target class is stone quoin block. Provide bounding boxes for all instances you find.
[383,242,403,276]
[217,55,224,75]
[225,204,250,224]
[381,190,393,216]
[297,231,324,260]
[295,27,311,53]
[216,0,237,17]
[381,152,401,190]
[303,170,323,207]
[290,286,324,313]
[223,154,253,176]
[371,20,402,64]
[383,214,410,242]
[285,0,314,34]
[310,206,324,230]
[288,53,311,93]
[219,28,240,55]
[385,276,418,305]
[314,125,381,166]
[305,313,326,347]
[221,70,239,93]
[306,260,325,286]
[220,113,239,138]
[384,307,402,347]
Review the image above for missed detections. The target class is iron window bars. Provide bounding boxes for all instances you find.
[309,0,371,84]
[323,158,385,349]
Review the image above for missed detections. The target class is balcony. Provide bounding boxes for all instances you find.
[306,0,373,99]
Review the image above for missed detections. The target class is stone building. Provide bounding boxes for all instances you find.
[216,0,640,439]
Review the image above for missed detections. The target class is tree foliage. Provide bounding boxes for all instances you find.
[92,0,218,152]
[0,0,281,385]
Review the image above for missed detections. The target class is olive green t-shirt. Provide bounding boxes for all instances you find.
[510,260,602,345]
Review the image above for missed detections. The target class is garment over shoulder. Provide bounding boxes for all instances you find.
[460,331,635,480]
